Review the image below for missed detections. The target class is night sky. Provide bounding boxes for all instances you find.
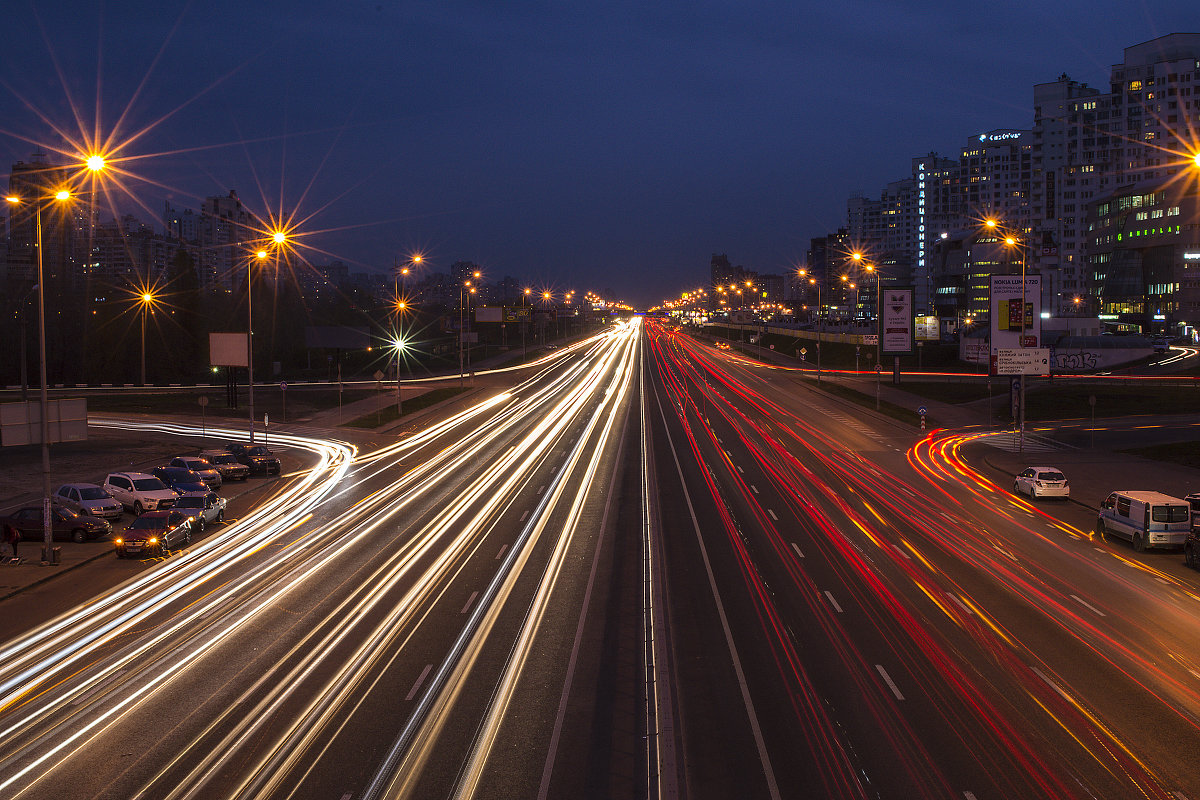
[1,1,1196,308]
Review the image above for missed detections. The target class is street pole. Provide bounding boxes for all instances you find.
[875,270,882,410]
[35,203,52,560]
[140,303,146,386]
[458,285,465,388]
[247,258,255,443]
[1019,241,1027,454]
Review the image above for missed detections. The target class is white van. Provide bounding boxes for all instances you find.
[1096,491,1190,552]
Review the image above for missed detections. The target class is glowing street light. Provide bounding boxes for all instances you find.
[138,290,157,386]
[246,247,271,442]
[7,188,75,557]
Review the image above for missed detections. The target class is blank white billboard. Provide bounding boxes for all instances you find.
[210,332,249,368]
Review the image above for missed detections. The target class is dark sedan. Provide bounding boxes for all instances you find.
[114,510,192,558]
[151,467,210,496]
[224,443,281,475]
[0,505,112,543]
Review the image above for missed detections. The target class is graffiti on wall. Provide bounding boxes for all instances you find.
[1053,351,1099,371]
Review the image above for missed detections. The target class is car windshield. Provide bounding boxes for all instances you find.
[127,516,168,530]
[175,498,204,509]
[209,454,237,464]
[79,487,111,500]
[184,460,210,470]
[246,446,271,456]
[1039,472,1066,482]
[133,478,168,491]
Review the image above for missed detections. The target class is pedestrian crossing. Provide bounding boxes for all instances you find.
[822,410,890,445]
[983,431,1062,453]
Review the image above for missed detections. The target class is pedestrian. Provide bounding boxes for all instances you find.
[3,522,19,561]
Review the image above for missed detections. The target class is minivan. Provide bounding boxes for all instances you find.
[1096,491,1190,552]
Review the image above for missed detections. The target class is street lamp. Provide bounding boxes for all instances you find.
[138,291,156,386]
[864,264,883,410]
[246,248,270,442]
[1000,228,1030,452]
[6,188,74,558]
[522,287,531,357]
[809,277,822,383]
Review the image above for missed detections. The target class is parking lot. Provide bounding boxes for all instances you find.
[0,427,312,605]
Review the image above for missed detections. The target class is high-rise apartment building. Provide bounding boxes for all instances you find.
[198,190,256,291]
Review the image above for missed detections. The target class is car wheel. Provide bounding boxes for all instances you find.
[72,529,86,544]
[1186,543,1196,569]
[1133,532,1146,553]
[134,501,144,516]
[1095,519,1105,536]
[196,518,205,534]
[1013,481,1020,494]
[216,509,224,523]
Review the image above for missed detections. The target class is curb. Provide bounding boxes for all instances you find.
[0,546,114,604]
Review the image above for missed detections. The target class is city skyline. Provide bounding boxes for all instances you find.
[1,2,1198,307]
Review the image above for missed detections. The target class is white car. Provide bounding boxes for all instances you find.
[1014,466,1069,500]
[103,472,178,515]
[54,483,124,520]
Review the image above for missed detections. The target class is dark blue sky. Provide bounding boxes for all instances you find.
[1,1,1196,307]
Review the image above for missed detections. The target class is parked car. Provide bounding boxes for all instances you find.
[1096,490,1190,552]
[198,450,251,481]
[1186,526,1200,570]
[103,472,178,515]
[1152,336,1170,353]
[173,492,227,533]
[0,505,112,543]
[1013,466,1069,500]
[151,466,210,495]
[114,510,193,558]
[168,456,222,489]
[53,483,123,520]
[224,443,281,475]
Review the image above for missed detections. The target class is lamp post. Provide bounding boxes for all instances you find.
[138,291,155,386]
[1003,230,1029,453]
[808,277,822,383]
[6,188,73,558]
[246,247,270,442]
[522,287,531,358]
[459,280,470,388]
[862,261,883,410]
[394,300,407,415]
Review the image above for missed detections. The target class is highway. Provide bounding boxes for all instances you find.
[2,317,1200,799]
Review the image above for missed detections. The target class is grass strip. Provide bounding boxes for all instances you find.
[344,386,468,428]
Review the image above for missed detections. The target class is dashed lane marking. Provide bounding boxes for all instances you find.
[495,544,509,560]
[768,509,778,521]
[790,542,805,559]
[823,591,843,613]
[405,663,433,702]
[1071,594,1106,617]
[875,665,904,700]
[461,591,479,614]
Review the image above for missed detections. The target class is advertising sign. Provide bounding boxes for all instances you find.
[504,306,532,322]
[209,332,249,368]
[1,399,88,446]
[475,306,503,323]
[880,287,914,356]
[914,315,938,341]
[989,275,1042,374]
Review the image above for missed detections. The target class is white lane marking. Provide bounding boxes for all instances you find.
[72,669,128,706]
[737,465,744,474]
[537,484,545,494]
[790,542,805,559]
[768,509,778,521]
[892,544,911,560]
[1032,667,1072,703]
[751,485,759,494]
[405,663,433,702]
[1155,577,1169,585]
[948,593,973,615]
[519,509,530,523]
[1093,547,1106,553]
[461,591,479,614]
[1071,594,1106,617]
[495,543,509,560]
[876,665,904,700]
[964,792,978,800]
[823,591,843,613]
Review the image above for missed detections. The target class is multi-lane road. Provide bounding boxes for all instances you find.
[2,317,1200,799]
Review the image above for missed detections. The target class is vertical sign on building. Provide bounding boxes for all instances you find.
[917,162,926,313]
[880,287,915,356]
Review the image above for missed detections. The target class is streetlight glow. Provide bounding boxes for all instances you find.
[272,231,287,245]
[86,155,106,172]
[54,190,71,201]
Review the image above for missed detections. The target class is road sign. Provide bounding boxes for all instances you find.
[996,348,1050,375]
[197,396,209,407]
[862,334,879,346]
[280,381,287,391]
[373,370,385,381]
[917,405,927,416]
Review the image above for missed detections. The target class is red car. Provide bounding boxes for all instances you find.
[0,505,113,543]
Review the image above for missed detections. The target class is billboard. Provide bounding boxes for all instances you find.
[1,399,88,447]
[880,287,914,356]
[210,332,249,368]
[504,306,532,322]
[989,275,1042,374]
[475,306,503,323]
[915,315,939,341]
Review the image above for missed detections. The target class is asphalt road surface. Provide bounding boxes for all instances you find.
[2,318,1200,799]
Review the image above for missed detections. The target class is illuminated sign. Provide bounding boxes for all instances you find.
[978,131,1023,143]
[1184,252,1200,260]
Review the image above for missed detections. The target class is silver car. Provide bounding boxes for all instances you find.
[169,456,223,489]
[54,483,123,520]
[172,492,227,533]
